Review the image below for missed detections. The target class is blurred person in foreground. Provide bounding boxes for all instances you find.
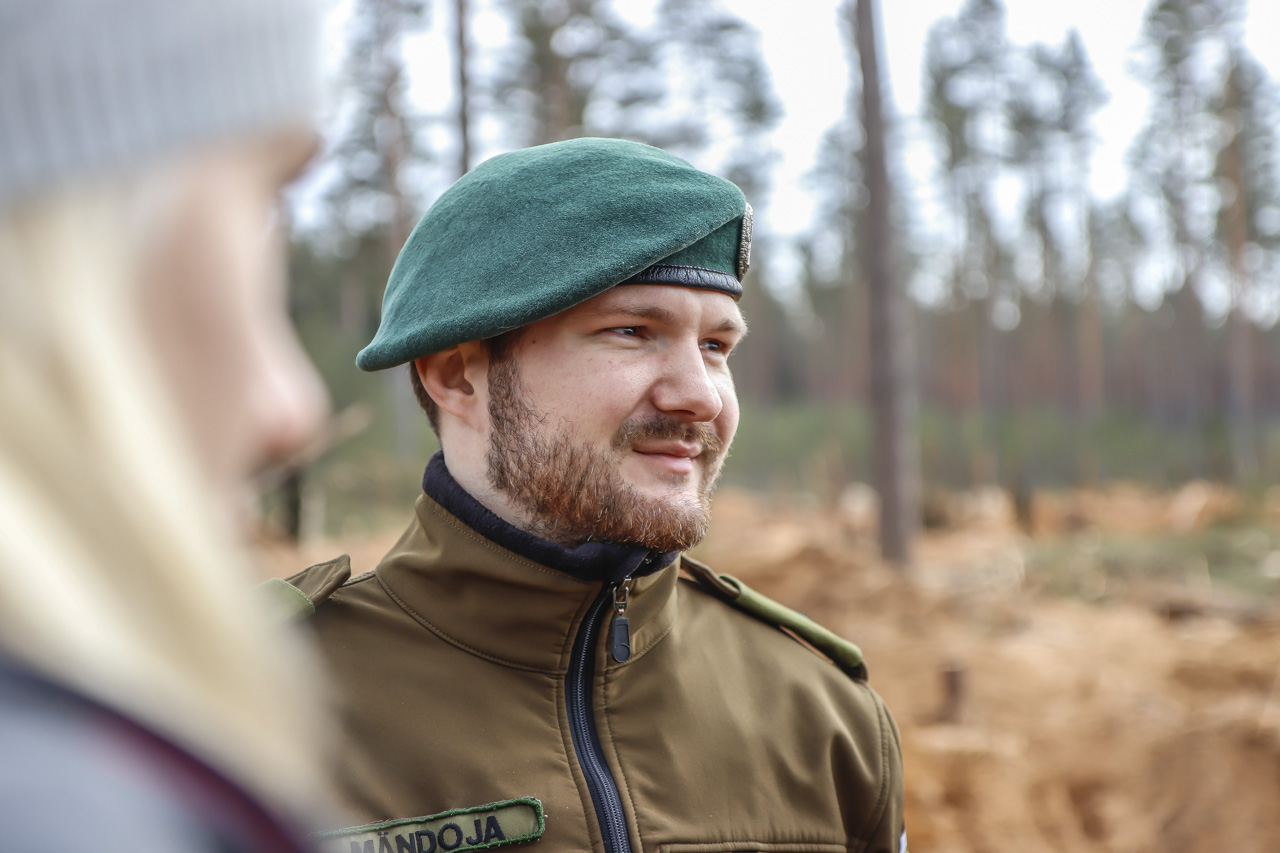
[272,138,907,853]
[0,1,332,849]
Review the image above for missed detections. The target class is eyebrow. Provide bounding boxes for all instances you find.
[713,315,749,337]
[587,302,749,337]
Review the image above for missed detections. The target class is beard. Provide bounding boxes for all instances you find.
[485,355,726,551]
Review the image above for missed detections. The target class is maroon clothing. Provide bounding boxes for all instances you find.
[0,661,312,853]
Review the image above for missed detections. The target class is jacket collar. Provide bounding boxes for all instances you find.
[375,491,681,674]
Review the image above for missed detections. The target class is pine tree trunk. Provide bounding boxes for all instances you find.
[1221,63,1258,483]
[852,0,918,564]
[453,0,472,177]
[372,0,413,279]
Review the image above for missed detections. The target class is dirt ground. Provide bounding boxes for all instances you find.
[260,482,1280,853]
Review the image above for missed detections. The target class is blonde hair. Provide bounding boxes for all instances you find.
[0,173,324,813]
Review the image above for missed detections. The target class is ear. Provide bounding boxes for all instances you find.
[414,342,491,430]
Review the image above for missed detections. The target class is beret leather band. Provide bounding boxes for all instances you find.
[620,264,744,298]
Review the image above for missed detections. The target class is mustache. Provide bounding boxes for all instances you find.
[611,414,724,459]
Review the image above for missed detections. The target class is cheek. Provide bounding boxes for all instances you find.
[516,348,645,427]
[578,364,652,428]
[143,180,263,423]
[140,168,323,488]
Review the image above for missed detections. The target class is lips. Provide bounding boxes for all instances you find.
[631,441,702,460]
[629,441,704,478]
[612,415,723,467]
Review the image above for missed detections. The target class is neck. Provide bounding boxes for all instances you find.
[441,449,549,541]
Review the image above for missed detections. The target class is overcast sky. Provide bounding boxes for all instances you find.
[315,0,1280,283]
[750,0,1280,237]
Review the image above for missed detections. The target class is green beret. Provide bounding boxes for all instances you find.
[356,137,752,371]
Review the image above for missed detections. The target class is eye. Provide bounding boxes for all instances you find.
[609,326,642,337]
[701,338,733,355]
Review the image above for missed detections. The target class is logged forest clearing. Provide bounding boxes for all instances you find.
[259,481,1280,853]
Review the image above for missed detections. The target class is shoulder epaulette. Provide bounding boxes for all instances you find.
[256,554,352,622]
[680,556,868,681]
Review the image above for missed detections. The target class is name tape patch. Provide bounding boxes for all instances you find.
[316,798,544,853]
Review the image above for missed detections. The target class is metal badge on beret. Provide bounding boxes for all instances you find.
[738,202,753,280]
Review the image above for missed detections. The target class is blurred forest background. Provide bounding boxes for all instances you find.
[263,3,1280,848]
[277,0,1280,551]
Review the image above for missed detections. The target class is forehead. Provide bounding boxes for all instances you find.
[557,284,746,330]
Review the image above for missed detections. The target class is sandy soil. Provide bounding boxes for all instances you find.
[696,487,1280,853]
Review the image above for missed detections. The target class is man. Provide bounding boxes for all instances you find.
[273,138,906,853]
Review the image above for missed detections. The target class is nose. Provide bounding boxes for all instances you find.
[650,342,723,423]
[249,325,330,469]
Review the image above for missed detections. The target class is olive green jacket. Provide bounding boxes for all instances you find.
[280,495,904,853]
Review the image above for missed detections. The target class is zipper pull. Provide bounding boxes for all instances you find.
[610,578,633,663]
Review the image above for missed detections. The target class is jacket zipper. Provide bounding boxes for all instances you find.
[566,581,634,853]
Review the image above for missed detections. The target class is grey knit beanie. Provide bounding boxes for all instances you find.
[0,0,323,208]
